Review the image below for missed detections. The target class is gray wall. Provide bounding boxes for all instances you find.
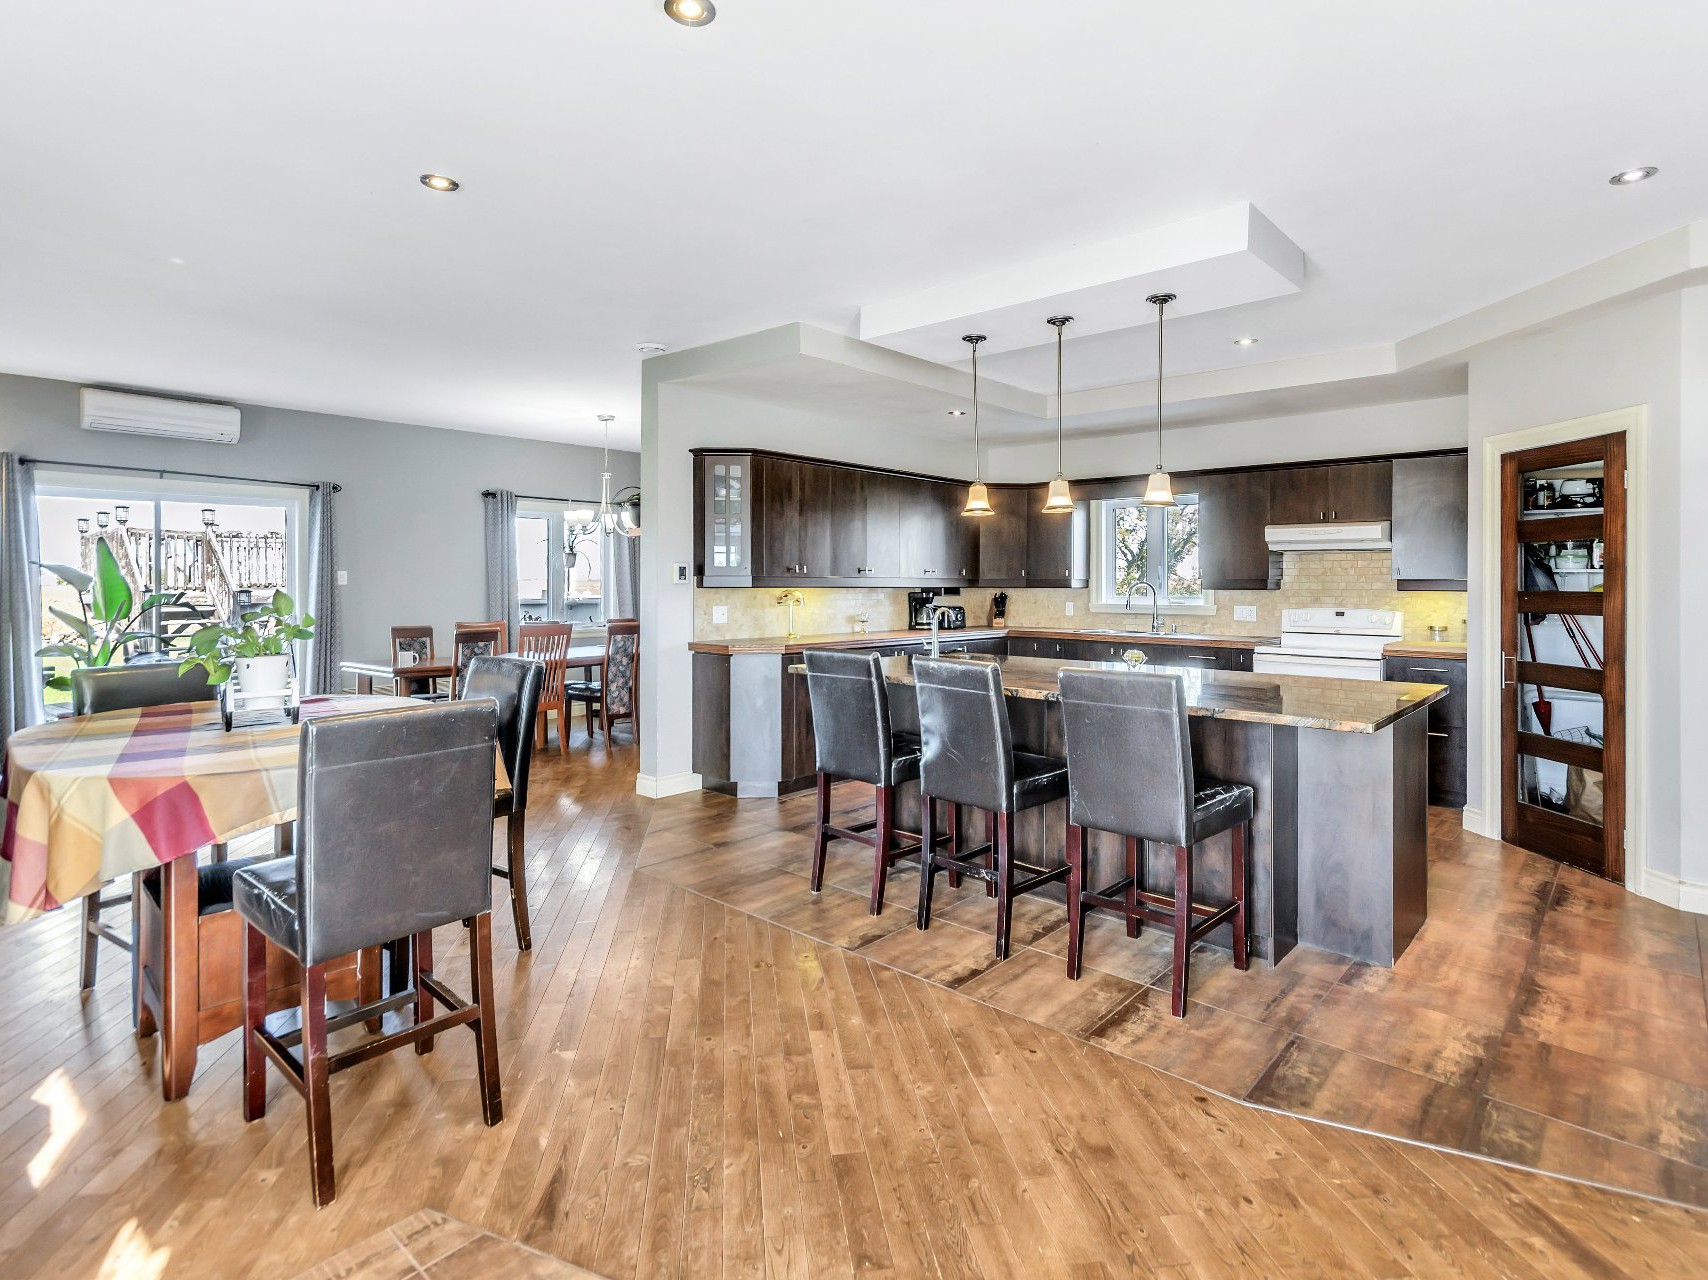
[0,371,640,662]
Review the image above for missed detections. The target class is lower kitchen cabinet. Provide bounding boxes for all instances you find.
[1384,655,1467,807]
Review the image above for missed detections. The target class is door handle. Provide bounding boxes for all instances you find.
[1501,653,1517,689]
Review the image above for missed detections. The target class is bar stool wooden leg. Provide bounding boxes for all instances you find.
[300,962,335,1207]
[469,914,504,1126]
[414,929,435,1055]
[994,812,1016,960]
[1065,821,1085,980]
[916,795,938,931]
[945,802,961,888]
[1125,836,1142,938]
[1231,821,1250,972]
[506,811,532,952]
[869,783,895,915]
[984,809,997,898]
[810,772,831,893]
[241,921,267,1122]
[1171,843,1194,1017]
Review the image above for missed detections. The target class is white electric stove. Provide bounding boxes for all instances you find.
[1252,607,1403,681]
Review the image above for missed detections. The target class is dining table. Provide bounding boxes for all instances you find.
[0,692,503,1100]
[341,644,606,697]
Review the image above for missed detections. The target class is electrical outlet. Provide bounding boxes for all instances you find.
[1234,605,1257,622]
[335,570,348,586]
[712,605,728,625]
[1064,601,1074,616]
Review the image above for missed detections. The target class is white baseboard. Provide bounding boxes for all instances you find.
[1459,807,1496,839]
[635,771,702,799]
[1637,868,1708,916]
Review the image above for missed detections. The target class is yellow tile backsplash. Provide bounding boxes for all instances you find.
[694,552,1468,645]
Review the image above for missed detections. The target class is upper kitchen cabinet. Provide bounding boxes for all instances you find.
[1390,453,1468,589]
[977,484,1030,587]
[860,471,904,580]
[754,455,835,580]
[697,452,756,585]
[899,479,975,584]
[1025,487,1089,587]
[1269,460,1393,525]
[1195,470,1280,590]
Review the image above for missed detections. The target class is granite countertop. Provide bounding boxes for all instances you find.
[787,653,1446,733]
[688,626,1278,656]
[1383,641,1469,660]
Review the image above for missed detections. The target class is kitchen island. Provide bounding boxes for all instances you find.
[792,654,1445,968]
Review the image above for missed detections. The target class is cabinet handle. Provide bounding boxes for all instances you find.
[1331,510,1338,520]
[1501,653,1517,689]
[1020,569,1027,577]
[1411,665,1450,674]
[1428,731,1450,740]
[1318,511,1326,520]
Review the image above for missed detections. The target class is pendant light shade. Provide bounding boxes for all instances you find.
[960,334,994,517]
[596,414,620,532]
[1141,293,1178,508]
[1041,314,1076,513]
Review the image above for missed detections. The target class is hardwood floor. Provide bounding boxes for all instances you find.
[1,732,1705,1279]
[659,787,1708,1210]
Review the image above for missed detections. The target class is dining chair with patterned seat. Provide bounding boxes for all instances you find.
[566,618,639,746]
[389,625,437,698]
[519,622,573,753]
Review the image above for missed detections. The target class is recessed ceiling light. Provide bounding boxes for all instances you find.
[664,0,716,25]
[1233,336,1259,346]
[947,409,968,416]
[1609,166,1658,186]
[419,173,460,192]
[637,342,669,356]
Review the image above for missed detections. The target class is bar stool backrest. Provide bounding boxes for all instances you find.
[461,655,544,814]
[71,663,213,715]
[803,650,893,786]
[293,701,497,965]
[913,657,1014,813]
[1058,668,1195,846]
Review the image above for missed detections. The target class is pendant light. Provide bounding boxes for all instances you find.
[597,414,621,533]
[960,334,994,517]
[1141,292,1178,508]
[1041,315,1076,513]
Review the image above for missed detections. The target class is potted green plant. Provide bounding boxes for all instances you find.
[36,539,183,691]
[178,591,316,708]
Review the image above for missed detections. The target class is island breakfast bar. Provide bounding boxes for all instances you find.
[790,654,1447,968]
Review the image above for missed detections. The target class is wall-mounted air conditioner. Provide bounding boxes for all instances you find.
[79,388,241,444]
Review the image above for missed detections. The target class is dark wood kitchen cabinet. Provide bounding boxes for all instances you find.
[1195,469,1279,590]
[755,456,836,580]
[1384,655,1467,807]
[860,471,904,579]
[1025,488,1089,587]
[899,480,974,584]
[977,484,1030,586]
[1391,454,1468,589]
[1269,460,1392,524]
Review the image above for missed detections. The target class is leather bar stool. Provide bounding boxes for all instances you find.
[803,650,925,914]
[233,701,504,1207]
[913,657,1070,959]
[1057,668,1254,1017]
[461,654,545,949]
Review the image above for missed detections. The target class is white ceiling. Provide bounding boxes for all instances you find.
[2,1,1704,448]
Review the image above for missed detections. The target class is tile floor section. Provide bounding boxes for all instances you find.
[645,788,1708,1209]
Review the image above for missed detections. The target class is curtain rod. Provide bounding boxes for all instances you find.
[482,489,597,505]
[20,457,341,494]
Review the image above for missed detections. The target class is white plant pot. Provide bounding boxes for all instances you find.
[234,654,290,708]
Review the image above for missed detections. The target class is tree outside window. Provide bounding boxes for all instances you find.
[1098,496,1203,608]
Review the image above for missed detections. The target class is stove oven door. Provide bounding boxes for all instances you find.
[1252,651,1384,681]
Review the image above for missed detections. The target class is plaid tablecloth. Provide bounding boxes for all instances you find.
[0,694,423,925]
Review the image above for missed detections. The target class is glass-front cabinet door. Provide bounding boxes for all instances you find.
[699,453,753,585]
[1499,432,1625,879]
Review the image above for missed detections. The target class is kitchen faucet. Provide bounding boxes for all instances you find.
[928,604,954,658]
[1124,580,1164,634]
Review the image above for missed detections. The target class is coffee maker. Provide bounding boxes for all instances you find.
[907,590,938,630]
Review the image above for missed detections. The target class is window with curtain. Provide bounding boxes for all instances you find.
[1089,495,1207,612]
[515,501,604,625]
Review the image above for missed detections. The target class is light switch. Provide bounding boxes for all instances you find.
[335,570,348,586]
[712,605,728,625]
[1234,604,1257,622]
[672,562,690,583]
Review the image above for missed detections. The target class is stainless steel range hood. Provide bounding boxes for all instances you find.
[1264,520,1392,551]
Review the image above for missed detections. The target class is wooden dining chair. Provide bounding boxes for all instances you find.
[389,625,437,698]
[447,624,503,699]
[567,618,639,746]
[455,620,508,653]
[519,622,574,753]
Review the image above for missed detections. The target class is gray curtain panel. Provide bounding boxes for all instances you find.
[483,489,520,644]
[603,528,639,620]
[0,454,44,742]
[304,482,343,695]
